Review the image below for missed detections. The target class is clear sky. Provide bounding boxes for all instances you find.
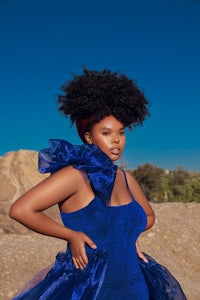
[0,0,200,171]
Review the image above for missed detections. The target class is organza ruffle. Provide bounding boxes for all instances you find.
[13,251,107,300]
[38,139,117,205]
[139,253,187,300]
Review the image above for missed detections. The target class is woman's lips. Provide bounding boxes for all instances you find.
[110,148,120,155]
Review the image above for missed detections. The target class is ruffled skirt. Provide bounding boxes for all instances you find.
[13,252,187,300]
[13,251,107,300]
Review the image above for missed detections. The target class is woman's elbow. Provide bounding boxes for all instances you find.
[146,212,155,230]
[150,213,155,227]
[9,203,25,221]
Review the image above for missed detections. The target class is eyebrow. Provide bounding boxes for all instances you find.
[100,127,124,130]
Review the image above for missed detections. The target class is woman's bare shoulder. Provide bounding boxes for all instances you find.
[123,170,138,185]
[123,170,145,199]
[47,165,88,188]
[10,165,89,213]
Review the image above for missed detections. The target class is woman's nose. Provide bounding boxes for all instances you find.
[112,134,119,143]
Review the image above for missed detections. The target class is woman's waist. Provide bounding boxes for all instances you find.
[67,238,138,253]
[67,245,140,271]
[102,261,143,287]
[64,247,143,286]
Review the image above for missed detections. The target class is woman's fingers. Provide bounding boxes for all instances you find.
[85,235,97,249]
[69,231,97,269]
[72,254,88,270]
[72,256,79,269]
[136,240,148,263]
[138,251,148,263]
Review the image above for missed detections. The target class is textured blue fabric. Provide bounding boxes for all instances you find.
[61,196,148,300]
[139,254,187,300]
[13,139,186,300]
[38,139,117,205]
[14,251,107,300]
[13,139,149,299]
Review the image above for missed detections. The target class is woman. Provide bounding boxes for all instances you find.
[10,68,155,299]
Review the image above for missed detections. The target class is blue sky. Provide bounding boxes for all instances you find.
[0,0,200,171]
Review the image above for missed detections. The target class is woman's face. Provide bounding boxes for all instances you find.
[85,115,126,161]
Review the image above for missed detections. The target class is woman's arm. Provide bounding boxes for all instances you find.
[9,166,96,269]
[10,166,78,236]
[136,241,148,262]
[125,171,155,230]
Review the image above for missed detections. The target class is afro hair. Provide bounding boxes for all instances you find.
[57,68,149,129]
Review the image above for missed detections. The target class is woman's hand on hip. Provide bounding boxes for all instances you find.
[68,230,97,270]
[136,240,148,263]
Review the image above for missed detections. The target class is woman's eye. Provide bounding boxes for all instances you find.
[102,132,110,136]
[119,131,125,135]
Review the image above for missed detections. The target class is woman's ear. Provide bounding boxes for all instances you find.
[84,132,93,144]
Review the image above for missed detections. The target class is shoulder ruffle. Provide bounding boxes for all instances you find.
[38,139,117,205]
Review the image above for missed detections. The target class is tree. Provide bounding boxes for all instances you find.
[130,163,165,201]
[130,165,200,203]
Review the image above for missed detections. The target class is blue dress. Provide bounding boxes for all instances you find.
[13,139,149,300]
[13,140,187,300]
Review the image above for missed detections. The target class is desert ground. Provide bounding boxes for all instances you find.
[0,150,199,299]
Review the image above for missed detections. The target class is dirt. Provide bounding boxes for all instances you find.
[0,203,199,300]
[0,150,199,299]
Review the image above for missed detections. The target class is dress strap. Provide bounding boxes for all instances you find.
[121,169,133,199]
